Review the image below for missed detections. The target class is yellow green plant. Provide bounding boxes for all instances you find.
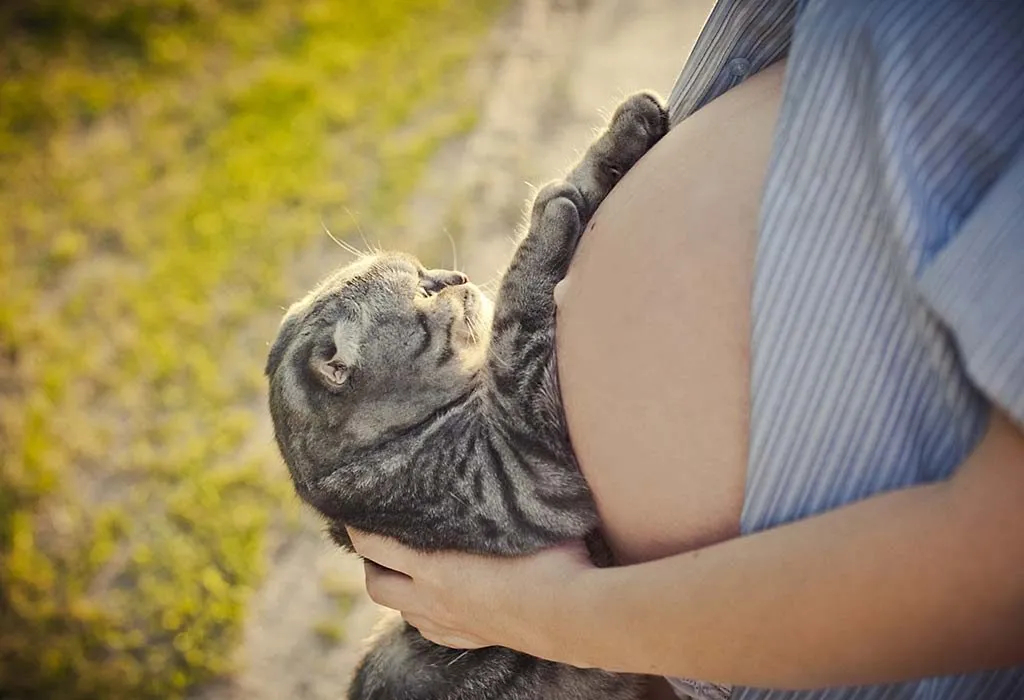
[0,1,504,697]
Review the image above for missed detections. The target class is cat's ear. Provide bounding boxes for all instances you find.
[315,356,350,389]
[313,318,360,391]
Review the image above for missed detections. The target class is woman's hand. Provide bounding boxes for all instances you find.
[347,528,597,664]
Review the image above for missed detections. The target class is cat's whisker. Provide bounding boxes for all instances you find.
[488,351,513,372]
[447,650,470,667]
[358,231,383,257]
[479,273,503,298]
[444,229,460,271]
[342,207,375,256]
[320,219,365,259]
[343,206,387,258]
[341,238,368,258]
[466,315,481,345]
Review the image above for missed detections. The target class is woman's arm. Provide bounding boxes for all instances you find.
[350,408,1024,688]
[569,409,1024,686]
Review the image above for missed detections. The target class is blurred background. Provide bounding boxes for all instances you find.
[0,0,708,697]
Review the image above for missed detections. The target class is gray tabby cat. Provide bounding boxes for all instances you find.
[265,92,668,699]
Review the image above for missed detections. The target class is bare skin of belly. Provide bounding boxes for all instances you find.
[555,61,786,567]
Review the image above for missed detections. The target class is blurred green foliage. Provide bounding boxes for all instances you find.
[0,0,503,697]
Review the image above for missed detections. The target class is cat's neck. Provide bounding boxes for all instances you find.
[315,388,498,550]
[309,387,482,514]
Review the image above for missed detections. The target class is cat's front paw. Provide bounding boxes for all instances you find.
[608,92,669,159]
[526,181,585,253]
[598,92,669,184]
[572,92,668,216]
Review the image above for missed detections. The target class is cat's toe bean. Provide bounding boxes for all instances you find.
[613,92,669,148]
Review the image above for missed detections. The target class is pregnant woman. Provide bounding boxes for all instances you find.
[350,1,1024,698]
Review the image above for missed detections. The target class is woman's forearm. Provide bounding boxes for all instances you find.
[561,411,1024,687]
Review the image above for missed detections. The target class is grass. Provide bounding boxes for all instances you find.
[0,0,505,697]
[314,581,359,646]
[312,619,346,647]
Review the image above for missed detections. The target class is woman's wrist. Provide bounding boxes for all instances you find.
[528,560,635,671]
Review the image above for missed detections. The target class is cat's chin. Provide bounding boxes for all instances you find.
[462,284,493,337]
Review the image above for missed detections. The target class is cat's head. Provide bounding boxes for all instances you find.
[265,251,492,499]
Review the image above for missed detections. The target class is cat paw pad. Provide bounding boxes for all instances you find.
[612,92,669,150]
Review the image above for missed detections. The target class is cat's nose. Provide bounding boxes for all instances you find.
[423,269,468,292]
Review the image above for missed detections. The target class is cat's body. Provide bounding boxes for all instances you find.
[266,93,669,699]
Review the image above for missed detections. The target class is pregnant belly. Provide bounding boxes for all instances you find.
[555,62,785,564]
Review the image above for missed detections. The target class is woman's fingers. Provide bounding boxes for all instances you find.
[347,527,597,659]
[401,612,489,649]
[348,527,424,576]
[362,558,417,610]
[421,632,488,650]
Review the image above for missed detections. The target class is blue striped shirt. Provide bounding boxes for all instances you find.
[663,1,1024,699]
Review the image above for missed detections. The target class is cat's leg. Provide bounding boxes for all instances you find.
[496,181,586,309]
[485,182,585,395]
[485,93,667,390]
[476,94,669,535]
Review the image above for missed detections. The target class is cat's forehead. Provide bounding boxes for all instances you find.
[335,251,420,285]
[282,252,419,322]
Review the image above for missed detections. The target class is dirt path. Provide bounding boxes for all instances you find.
[198,2,710,698]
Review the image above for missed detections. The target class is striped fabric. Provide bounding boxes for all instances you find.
[662,1,1024,699]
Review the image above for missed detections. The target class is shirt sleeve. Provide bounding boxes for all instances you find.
[918,149,1024,426]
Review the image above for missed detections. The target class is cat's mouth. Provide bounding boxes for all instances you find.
[459,284,492,342]
[463,286,478,320]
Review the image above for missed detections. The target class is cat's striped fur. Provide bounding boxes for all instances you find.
[265,93,668,700]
